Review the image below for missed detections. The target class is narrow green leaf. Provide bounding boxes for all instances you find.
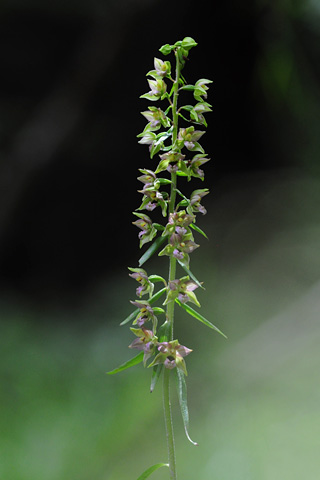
[148,275,166,284]
[150,364,163,393]
[176,369,198,446]
[153,223,165,231]
[174,188,189,203]
[107,351,144,375]
[177,260,205,290]
[158,178,172,185]
[148,287,167,305]
[120,288,167,326]
[190,222,208,239]
[153,307,166,315]
[139,235,168,266]
[136,463,169,480]
[178,112,191,123]
[120,309,139,327]
[180,105,194,112]
[180,84,196,91]
[175,300,227,338]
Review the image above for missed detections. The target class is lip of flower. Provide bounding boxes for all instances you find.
[145,202,157,211]
[173,249,184,260]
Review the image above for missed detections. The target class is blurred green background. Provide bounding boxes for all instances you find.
[0,1,320,479]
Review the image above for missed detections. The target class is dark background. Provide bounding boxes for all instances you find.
[1,0,319,305]
[1,2,320,480]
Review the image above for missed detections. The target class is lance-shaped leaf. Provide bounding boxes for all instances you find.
[177,259,204,290]
[190,222,208,239]
[136,463,169,480]
[150,364,163,393]
[148,274,166,285]
[107,351,144,375]
[175,299,227,338]
[176,369,198,446]
[120,287,167,326]
[138,235,168,266]
[179,84,196,92]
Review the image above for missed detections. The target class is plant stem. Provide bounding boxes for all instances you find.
[172,50,181,149]
[162,47,181,480]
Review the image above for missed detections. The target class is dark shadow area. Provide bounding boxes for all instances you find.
[0,0,319,307]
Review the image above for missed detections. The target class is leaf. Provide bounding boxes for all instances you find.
[150,364,163,393]
[120,288,167,326]
[159,43,174,55]
[190,222,208,239]
[136,463,169,480]
[177,260,205,290]
[153,223,165,232]
[120,309,139,327]
[180,84,196,91]
[176,369,198,446]
[157,178,172,185]
[148,275,166,284]
[180,105,194,112]
[107,351,144,375]
[138,235,168,266]
[152,307,166,315]
[175,300,227,338]
[174,188,189,203]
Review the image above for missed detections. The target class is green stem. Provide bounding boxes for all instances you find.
[172,50,181,149]
[162,47,182,480]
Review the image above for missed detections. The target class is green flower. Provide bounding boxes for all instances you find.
[140,78,167,101]
[153,57,171,77]
[155,152,186,174]
[190,189,209,215]
[188,154,210,180]
[177,127,205,152]
[190,102,212,127]
[159,230,199,267]
[149,339,192,375]
[132,213,157,248]
[141,107,171,131]
[130,300,159,331]
[129,327,158,365]
[162,210,195,237]
[128,267,154,298]
[193,78,213,102]
[163,276,200,307]
[136,171,168,217]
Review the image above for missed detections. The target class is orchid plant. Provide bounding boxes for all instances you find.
[108,37,226,480]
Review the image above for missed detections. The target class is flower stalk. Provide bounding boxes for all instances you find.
[107,37,226,480]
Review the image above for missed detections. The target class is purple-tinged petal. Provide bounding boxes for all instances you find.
[129,338,144,350]
[177,345,193,357]
[164,358,176,369]
[185,281,198,292]
[178,293,189,303]
[173,249,184,260]
[175,226,187,236]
